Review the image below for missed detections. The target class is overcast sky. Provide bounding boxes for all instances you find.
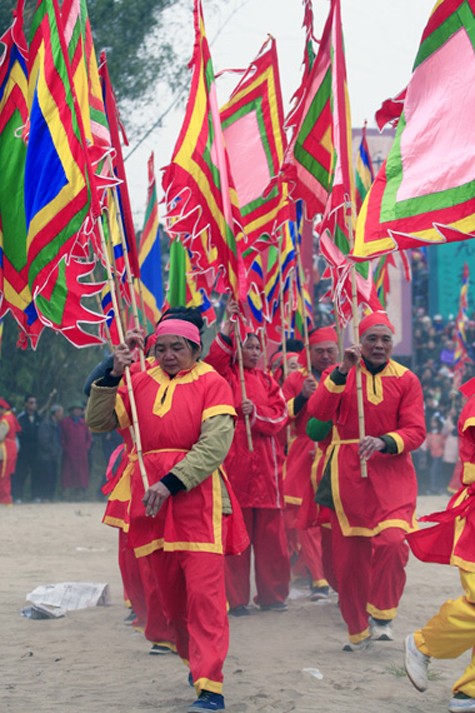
[125,0,436,222]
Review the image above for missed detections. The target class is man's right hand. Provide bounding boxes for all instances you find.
[339,344,361,375]
[301,376,317,398]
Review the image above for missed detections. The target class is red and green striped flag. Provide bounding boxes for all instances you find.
[220,36,287,247]
[281,0,333,220]
[24,0,104,347]
[0,7,46,347]
[162,0,246,302]
[354,0,475,259]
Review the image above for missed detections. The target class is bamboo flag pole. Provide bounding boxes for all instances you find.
[345,198,368,479]
[234,321,254,452]
[107,156,145,370]
[97,218,150,491]
[260,327,268,371]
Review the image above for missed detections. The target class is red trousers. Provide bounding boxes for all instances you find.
[330,511,409,642]
[0,474,12,505]
[118,531,174,646]
[151,549,228,695]
[284,505,327,586]
[225,507,290,608]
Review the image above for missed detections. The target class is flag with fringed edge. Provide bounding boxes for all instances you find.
[21,0,105,347]
[281,0,333,220]
[0,8,45,347]
[136,153,163,331]
[161,0,246,302]
[355,123,374,215]
[315,0,382,326]
[220,36,288,248]
[354,0,475,260]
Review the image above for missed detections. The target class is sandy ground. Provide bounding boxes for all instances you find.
[0,494,469,713]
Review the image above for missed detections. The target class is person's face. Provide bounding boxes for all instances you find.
[26,397,37,413]
[242,335,261,369]
[71,407,83,418]
[53,408,64,422]
[309,341,338,372]
[287,355,300,372]
[154,334,198,376]
[360,326,393,367]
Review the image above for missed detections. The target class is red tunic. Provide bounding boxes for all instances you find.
[308,360,426,536]
[407,394,475,572]
[60,416,92,489]
[114,360,240,557]
[283,368,317,506]
[0,410,21,504]
[206,334,287,509]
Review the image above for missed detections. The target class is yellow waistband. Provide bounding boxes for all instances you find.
[331,439,360,445]
[129,448,188,461]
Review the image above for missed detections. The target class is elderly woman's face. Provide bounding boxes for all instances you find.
[154,334,198,376]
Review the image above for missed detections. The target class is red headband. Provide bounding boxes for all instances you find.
[309,327,338,345]
[358,311,395,338]
[155,319,201,345]
[0,398,10,410]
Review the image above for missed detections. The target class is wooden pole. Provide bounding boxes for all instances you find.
[345,198,367,478]
[97,218,150,491]
[277,229,292,448]
[107,156,145,371]
[234,321,253,452]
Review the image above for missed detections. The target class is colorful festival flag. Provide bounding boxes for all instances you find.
[24,0,105,347]
[136,153,163,330]
[354,0,475,259]
[355,123,374,215]
[281,0,334,220]
[220,37,287,247]
[99,51,140,278]
[0,7,45,346]
[161,0,246,301]
[316,0,381,325]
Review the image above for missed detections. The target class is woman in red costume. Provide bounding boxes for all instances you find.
[0,398,21,505]
[206,300,290,615]
[86,308,247,713]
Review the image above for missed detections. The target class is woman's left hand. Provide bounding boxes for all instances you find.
[143,481,171,517]
[241,399,254,416]
[359,436,385,460]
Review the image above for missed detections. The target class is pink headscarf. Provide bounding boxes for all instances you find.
[154,319,201,345]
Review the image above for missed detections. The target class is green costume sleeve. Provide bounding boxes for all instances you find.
[306,417,332,442]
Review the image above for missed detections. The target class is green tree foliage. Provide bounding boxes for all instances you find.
[0,0,186,104]
[0,313,108,413]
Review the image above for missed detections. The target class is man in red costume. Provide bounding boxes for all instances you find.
[308,312,425,651]
[282,326,338,599]
[0,398,21,505]
[404,376,475,713]
[206,300,290,615]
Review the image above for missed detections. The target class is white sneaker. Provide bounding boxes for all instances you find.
[404,634,430,692]
[448,695,475,712]
[370,618,394,641]
[342,637,372,653]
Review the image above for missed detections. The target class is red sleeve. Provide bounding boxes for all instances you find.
[307,367,345,422]
[205,334,234,379]
[383,371,426,454]
[251,373,287,436]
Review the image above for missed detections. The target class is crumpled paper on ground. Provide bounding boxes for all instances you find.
[22,582,111,619]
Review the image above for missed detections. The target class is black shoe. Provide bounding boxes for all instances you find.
[258,601,288,612]
[228,605,250,617]
[124,609,136,625]
[188,690,225,711]
[149,643,174,655]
